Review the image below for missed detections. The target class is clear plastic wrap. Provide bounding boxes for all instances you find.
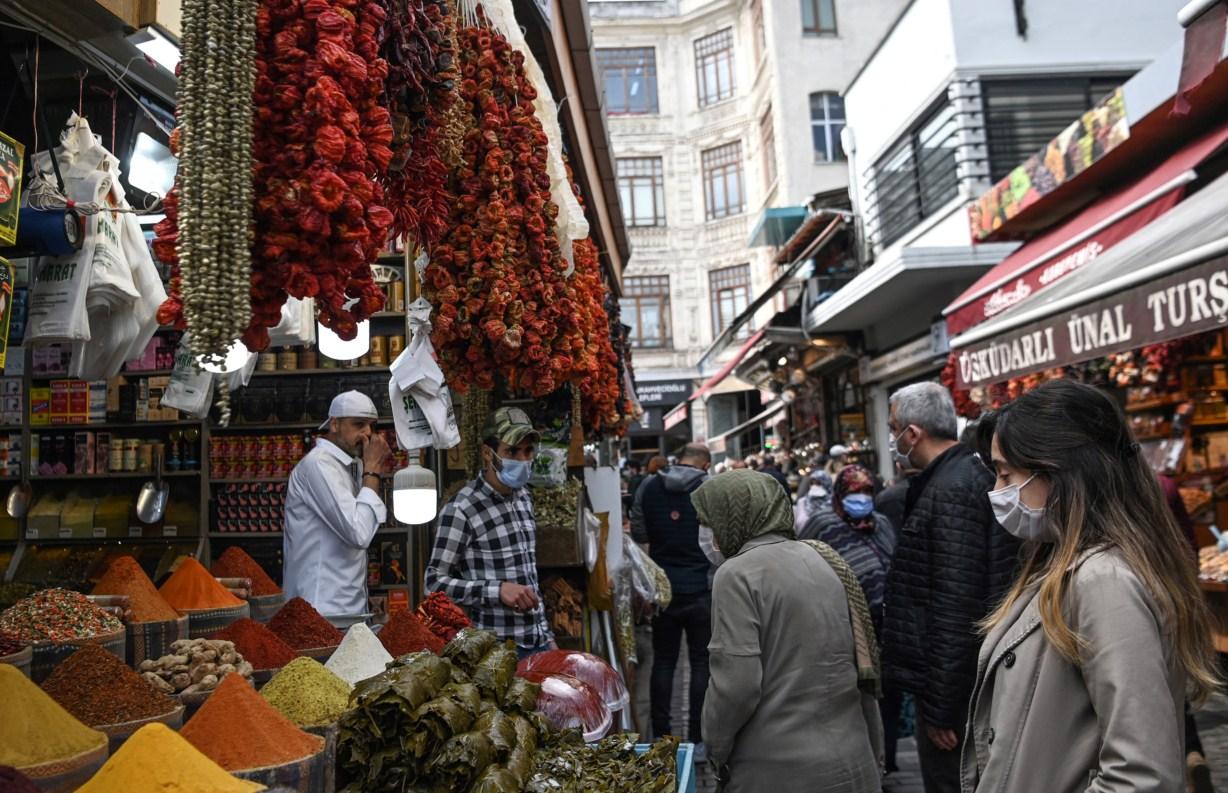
[517,650,630,713]
[516,670,612,743]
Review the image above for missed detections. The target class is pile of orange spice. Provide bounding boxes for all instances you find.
[158,558,244,612]
[210,547,281,597]
[92,556,180,623]
[180,673,323,771]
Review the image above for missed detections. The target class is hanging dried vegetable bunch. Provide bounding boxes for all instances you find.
[427,17,573,396]
[246,0,395,351]
[154,0,257,374]
[380,0,460,249]
[570,236,623,436]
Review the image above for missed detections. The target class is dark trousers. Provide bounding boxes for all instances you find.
[650,590,710,743]
[915,711,965,793]
[880,685,904,772]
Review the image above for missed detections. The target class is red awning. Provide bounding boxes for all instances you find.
[945,120,1228,337]
[690,328,766,402]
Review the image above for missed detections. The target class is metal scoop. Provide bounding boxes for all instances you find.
[5,482,31,518]
[136,449,169,524]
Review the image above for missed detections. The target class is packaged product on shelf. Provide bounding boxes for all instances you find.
[75,722,262,793]
[180,673,324,772]
[261,656,351,726]
[41,644,179,727]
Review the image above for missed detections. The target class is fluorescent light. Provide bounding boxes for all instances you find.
[128,132,177,197]
[129,26,181,72]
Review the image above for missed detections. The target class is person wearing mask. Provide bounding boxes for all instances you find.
[962,380,1218,793]
[695,469,883,792]
[630,443,712,751]
[825,445,850,478]
[426,407,554,657]
[883,382,1019,793]
[794,469,833,531]
[283,391,392,618]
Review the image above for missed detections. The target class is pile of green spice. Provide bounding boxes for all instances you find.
[0,588,123,642]
[42,644,178,727]
[261,656,351,727]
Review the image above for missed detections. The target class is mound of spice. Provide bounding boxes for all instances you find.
[325,623,392,687]
[92,555,181,623]
[210,546,281,597]
[0,588,123,642]
[378,609,444,657]
[42,644,178,726]
[78,722,263,793]
[212,618,297,670]
[181,672,323,771]
[261,656,352,727]
[0,631,27,656]
[0,664,107,769]
[159,557,244,612]
[267,597,343,650]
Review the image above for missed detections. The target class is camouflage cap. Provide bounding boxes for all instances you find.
[483,406,541,447]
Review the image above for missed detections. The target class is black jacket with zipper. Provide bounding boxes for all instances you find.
[882,443,1021,729]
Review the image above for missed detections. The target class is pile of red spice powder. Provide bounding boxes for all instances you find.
[180,672,323,771]
[92,555,181,623]
[378,609,444,657]
[41,644,177,726]
[210,547,282,597]
[213,618,298,670]
[267,598,343,650]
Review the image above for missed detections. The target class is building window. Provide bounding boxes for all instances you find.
[695,28,736,107]
[617,157,666,227]
[701,141,745,221]
[809,92,846,163]
[596,48,659,115]
[982,74,1132,182]
[760,107,777,190]
[622,276,671,349]
[870,100,959,247]
[710,264,752,337]
[801,0,837,35]
[750,0,766,64]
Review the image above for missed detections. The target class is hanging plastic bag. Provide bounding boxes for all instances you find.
[389,378,435,451]
[161,333,215,418]
[268,296,316,347]
[530,444,569,487]
[388,298,460,450]
[622,533,671,616]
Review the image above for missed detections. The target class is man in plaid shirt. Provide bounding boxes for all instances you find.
[426,406,555,655]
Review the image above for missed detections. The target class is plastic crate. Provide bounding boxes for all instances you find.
[635,742,695,793]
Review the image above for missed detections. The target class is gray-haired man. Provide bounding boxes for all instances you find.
[881,383,1019,793]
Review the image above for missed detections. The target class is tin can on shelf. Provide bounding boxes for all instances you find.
[109,443,124,473]
[370,336,387,366]
[298,349,318,369]
[122,439,140,472]
[137,442,154,472]
[257,352,278,372]
[278,347,298,371]
[389,335,406,359]
[392,281,406,313]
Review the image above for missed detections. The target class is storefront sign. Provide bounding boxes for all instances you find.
[954,254,1228,388]
[969,88,1129,241]
[634,379,693,407]
[0,131,23,247]
[663,403,688,431]
[861,322,949,383]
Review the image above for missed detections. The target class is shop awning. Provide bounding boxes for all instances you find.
[663,329,767,430]
[949,167,1228,389]
[708,400,787,448]
[748,206,809,247]
[945,119,1228,337]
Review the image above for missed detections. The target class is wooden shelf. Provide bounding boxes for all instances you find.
[211,478,289,484]
[377,253,407,263]
[32,471,201,481]
[249,366,388,377]
[1192,418,1228,428]
[211,417,393,432]
[29,369,176,379]
[21,535,201,545]
[30,420,201,431]
[1175,467,1228,483]
[209,531,283,538]
[371,311,405,319]
[1124,396,1186,413]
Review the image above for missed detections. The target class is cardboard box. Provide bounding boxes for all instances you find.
[29,387,49,425]
[69,381,89,424]
[89,381,107,423]
[62,496,98,539]
[26,493,65,539]
[2,377,21,396]
[96,432,111,474]
[50,380,70,424]
[388,590,409,616]
[107,376,124,416]
[2,395,22,425]
[74,432,95,475]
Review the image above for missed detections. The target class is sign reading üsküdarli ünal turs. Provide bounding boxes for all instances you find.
[954,255,1228,389]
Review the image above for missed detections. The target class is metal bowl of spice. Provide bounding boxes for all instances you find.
[1,643,32,678]
[296,644,339,663]
[97,704,185,755]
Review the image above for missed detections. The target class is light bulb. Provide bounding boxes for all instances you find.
[318,319,370,361]
[392,462,437,524]
[197,339,250,374]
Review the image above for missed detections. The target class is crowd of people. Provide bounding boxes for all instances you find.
[622,380,1220,793]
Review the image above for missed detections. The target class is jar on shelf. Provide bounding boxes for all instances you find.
[278,347,298,371]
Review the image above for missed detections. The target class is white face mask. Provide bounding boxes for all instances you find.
[698,524,725,567]
[889,427,915,469]
[988,474,1054,543]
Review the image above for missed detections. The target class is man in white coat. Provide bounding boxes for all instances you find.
[283,390,391,617]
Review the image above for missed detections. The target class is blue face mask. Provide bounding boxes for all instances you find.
[842,494,875,519]
[495,457,532,490]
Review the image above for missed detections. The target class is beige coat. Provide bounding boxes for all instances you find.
[702,533,882,793]
[959,549,1186,793]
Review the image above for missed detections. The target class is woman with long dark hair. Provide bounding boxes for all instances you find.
[964,379,1219,793]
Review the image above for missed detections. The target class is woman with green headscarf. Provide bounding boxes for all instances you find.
[693,469,883,793]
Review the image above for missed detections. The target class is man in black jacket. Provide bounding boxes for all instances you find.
[882,383,1019,793]
[630,443,712,748]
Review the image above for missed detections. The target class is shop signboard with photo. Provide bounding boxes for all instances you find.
[0,131,22,246]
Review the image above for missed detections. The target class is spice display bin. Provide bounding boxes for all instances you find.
[248,593,286,623]
[303,723,339,793]
[1,644,32,677]
[29,627,126,683]
[183,602,251,639]
[17,742,108,793]
[297,643,339,663]
[231,743,334,793]
[97,704,185,754]
[125,615,190,668]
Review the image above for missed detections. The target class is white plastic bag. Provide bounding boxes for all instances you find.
[389,379,435,451]
[388,298,460,450]
[530,445,569,487]
[161,333,215,418]
[268,296,316,347]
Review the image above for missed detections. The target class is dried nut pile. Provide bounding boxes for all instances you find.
[138,639,254,696]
